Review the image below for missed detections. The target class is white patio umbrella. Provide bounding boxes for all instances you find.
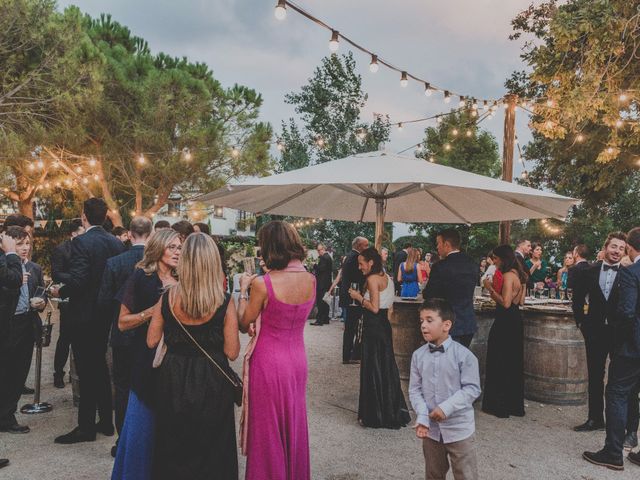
[198,149,577,249]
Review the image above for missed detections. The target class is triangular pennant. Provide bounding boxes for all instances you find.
[55,219,63,227]
[38,220,47,229]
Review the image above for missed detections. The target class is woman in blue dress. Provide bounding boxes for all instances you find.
[111,230,181,480]
[397,247,422,297]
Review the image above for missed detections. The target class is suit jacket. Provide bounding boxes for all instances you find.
[51,239,73,285]
[314,252,333,292]
[566,260,590,290]
[0,252,27,345]
[59,226,125,329]
[422,252,479,336]
[615,261,640,358]
[339,250,365,307]
[97,245,145,347]
[571,261,620,329]
[393,249,408,283]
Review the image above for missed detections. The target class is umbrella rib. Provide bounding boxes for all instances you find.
[386,184,421,199]
[330,184,369,197]
[257,185,321,214]
[481,190,566,218]
[359,197,370,222]
[422,187,472,224]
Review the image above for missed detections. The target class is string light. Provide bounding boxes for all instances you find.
[182,148,192,161]
[472,98,478,110]
[452,128,459,136]
[615,119,624,128]
[483,100,489,111]
[619,92,628,102]
[28,163,35,171]
[576,133,585,142]
[276,140,285,151]
[274,0,287,20]
[444,91,451,103]
[397,122,403,131]
[328,30,340,52]
[369,54,379,73]
[356,129,366,140]
[231,147,240,158]
[470,110,478,118]
[316,137,325,148]
[458,96,466,107]
[75,166,82,174]
[465,129,472,137]
[444,143,451,151]
[137,154,146,165]
[429,156,435,163]
[36,160,44,169]
[400,71,408,88]
[546,99,554,107]
[424,83,433,97]
[89,157,97,167]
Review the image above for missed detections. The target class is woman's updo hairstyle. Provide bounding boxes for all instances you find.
[258,220,306,270]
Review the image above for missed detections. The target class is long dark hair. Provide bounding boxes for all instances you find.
[492,244,527,284]
[359,247,383,276]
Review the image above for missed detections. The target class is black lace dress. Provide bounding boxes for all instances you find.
[152,292,237,480]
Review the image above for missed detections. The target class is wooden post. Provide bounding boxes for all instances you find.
[375,198,384,251]
[499,94,517,245]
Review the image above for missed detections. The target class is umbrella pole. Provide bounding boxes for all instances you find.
[375,198,384,251]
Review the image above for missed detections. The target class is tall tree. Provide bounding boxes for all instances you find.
[409,110,502,260]
[275,53,391,254]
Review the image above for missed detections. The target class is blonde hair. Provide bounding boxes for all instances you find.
[172,232,225,318]
[405,247,419,272]
[136,229,181,275]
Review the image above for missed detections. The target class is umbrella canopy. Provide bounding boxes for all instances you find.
[199,149,577,248]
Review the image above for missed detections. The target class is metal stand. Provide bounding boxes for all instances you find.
[21,311,53,414]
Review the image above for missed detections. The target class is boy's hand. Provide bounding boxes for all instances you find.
[415,424,429,439]
[429,407,447,422]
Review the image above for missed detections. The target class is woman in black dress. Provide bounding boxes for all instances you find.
[482,244,527,418]
[147,233,240,480]
[112,229,181,480]
[348,247,410,429]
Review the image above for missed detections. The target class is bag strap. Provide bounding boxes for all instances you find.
[167,294,239,388]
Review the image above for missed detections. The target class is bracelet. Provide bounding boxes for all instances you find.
[239,293,249,301]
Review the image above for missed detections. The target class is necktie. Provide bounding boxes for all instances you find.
[603,264,619,272]
[429,344,445,354]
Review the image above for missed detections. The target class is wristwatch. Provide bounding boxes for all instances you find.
[139,311,146,321]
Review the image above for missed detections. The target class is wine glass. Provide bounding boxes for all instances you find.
[350,282,359,306]
[566,288,573,301]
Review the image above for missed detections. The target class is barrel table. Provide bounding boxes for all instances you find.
[389,298,588,406]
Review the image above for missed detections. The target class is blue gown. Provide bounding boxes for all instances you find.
[400,263,420,297]
[112,269,164,480]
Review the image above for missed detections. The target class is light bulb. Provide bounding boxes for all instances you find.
[429,156,435,163]
[444,91,451,103]
[329,30,339,52]
[231,147,240,157]
[416,145,423,152]
[424,83,433,96]
[276,141,285,151]
[471,110,478,117]
[436,116,443,124]
[545,120,554,129]
[137,154,146,165]
[615,119,624,128]
[183,148,192,161]
[607,147,614,154]
[400,71,408,88]
[458,96,465,107]
[619,92,628,102]
[82,178,89,185]
[89,157,97,167]
[472,99,478,110]
[466,129,472,137]
[28,163,35,171]
[397,122,403,131]
[93,174,100,180]
[369,55,379,73]
[452,128,459,136]
[274,0,286,20]
[36,160,44,169]
[576,133,585,142]
[316,137,325,147]
[483,100,489,111]
[546,99,554,107]
[75,166,82,173]
[444,143,451,151]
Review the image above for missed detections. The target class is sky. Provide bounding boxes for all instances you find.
[57,0,539,171]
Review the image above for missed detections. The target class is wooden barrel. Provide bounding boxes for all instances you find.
[523,312,587,405]
[69,348,80,407]
[469,312,494,388]
[389,299,424,382]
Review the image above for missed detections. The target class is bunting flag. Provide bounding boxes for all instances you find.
[37,220,47,229]
[55,219,63,228]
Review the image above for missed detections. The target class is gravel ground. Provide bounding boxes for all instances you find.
[1,309,639,479]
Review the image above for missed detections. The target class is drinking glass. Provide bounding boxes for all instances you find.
[30,286,46,309]
[559,289,566,301]
[350,282,359,306]
[566,288,573,301]
[549,287,556,300]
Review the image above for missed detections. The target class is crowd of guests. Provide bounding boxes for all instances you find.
[2,202,640,476]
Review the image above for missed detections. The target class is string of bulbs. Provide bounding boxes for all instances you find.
[272,0,505,106]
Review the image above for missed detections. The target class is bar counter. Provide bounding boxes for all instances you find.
[390,296,588,406]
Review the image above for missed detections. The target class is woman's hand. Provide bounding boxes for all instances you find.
[240,273,257,293]
[482,277,493,290]
[348,288,363,303]
[248,323,256,337]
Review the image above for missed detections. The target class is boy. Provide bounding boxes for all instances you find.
[409,298,481,480]
[0,226,45,434]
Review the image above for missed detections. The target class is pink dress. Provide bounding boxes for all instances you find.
[245,263,315,480]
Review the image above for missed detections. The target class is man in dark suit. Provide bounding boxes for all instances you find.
[567,243,590,290]
[0,227,46,434]
[51,219,85,388]
[572,232,627,432]
[51,198,125,444]
[393,243,411,295]
[97,216,152,455]
[583,227,640,470]
[311,243,333,326]
[514,238,531,280]
[339,236,369,363]
[422,229,479,348]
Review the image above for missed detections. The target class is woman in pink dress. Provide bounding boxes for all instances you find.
[238,221,316,480]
